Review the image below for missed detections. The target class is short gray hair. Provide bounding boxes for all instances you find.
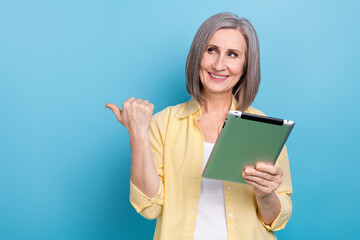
[185,12,260,111]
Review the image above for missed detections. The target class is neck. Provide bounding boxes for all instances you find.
[200,91,233,115]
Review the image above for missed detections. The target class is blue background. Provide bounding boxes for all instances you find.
[1,0,359,239]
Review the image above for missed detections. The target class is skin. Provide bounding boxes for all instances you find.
[198,29,282,225]
[106,28,283,225]
[106,98,159,198]
[242,162,283,225]
[197,28,247,143]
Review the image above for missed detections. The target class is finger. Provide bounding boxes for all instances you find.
[142,100,154,110]
[126,97,136,103]
[149,103,154,110]
[123,97,137,110]
[256,163,283,176]
[257,161,274,166]
[243,168,278,182]
[134,98,144,104]
[105,103,122,123]
[243,177,274,196]
[242,171,278,189]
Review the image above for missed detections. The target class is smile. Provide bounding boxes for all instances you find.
[208,72,229,81]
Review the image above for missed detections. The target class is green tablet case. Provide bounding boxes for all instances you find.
[202,111,295,184]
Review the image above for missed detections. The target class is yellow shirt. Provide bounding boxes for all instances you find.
[130,96,293,240]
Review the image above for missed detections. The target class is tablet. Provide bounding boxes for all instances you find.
[202,110,295,184]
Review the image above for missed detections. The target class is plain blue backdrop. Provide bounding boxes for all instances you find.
[1,0,359,239]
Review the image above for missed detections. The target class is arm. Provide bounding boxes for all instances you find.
[106,97,164,219]
[242,163,283,225]
[242,146,292,230]
[129,130,159,198]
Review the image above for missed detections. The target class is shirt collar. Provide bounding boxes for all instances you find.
[180,95,238,119]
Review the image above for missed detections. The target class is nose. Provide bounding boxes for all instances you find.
[213,54,226,71]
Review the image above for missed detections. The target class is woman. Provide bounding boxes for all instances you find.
[106,12,292,240]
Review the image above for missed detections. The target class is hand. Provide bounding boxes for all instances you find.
[242,162,283,199]
[105,97,154,136]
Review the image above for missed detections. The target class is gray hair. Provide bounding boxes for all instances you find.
[185,12,260,111]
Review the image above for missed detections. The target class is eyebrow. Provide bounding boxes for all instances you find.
[207,44,242,54]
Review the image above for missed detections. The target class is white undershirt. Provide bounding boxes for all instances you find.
[193,142,227,240]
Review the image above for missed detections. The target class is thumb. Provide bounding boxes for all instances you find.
[105,103,123,123]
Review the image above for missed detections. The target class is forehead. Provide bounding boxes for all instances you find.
[208,28,246,51]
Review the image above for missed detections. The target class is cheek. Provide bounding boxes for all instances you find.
[229,60,245,76]
[200,54,213,70]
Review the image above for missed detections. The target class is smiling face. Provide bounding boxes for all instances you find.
[199,28,247,97]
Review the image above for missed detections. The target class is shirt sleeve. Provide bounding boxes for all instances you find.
[259,145,293,231]
[129,108,168,220]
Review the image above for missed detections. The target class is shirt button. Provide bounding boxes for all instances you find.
[226,186,232,191]
[228,213,233,219]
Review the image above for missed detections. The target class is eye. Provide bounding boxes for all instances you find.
[228,52,238,57]
[207,47,216,53]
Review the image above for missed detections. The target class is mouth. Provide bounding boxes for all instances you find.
[208,72,229,81]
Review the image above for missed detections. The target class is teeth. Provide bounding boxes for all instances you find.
[210,73,227,79]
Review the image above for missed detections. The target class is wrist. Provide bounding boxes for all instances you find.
[256,192,281,225]
[256,191,276,203]
[128,130,150,148]
[128,129,149,139]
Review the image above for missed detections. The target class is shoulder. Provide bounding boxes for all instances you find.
[151,100,190,130]
[246,105,267,116]
[149,100,190,142]
[152,100,190,122]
